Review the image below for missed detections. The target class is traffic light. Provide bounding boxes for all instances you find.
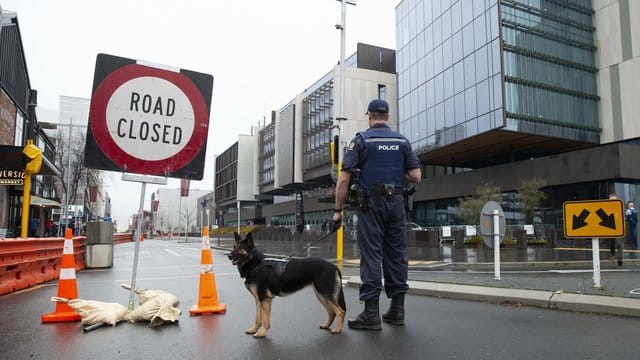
[331,135,339,165]
[23,139,42,174]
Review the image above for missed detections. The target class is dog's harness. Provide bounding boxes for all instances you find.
[252,257,288,278]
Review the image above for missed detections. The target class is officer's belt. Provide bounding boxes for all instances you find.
[365,188,404,196]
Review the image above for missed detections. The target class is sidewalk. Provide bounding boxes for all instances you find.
[203,235,640,318]
[342,260,640,318]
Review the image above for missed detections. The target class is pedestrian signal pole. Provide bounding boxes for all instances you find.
[21,139,42,238]
[331,136,343,262]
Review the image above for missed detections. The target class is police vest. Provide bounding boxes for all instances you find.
[358,127,408,191]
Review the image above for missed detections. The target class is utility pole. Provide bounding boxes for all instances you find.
[335,0,356,263]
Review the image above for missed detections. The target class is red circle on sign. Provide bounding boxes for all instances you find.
[89,64,208,175]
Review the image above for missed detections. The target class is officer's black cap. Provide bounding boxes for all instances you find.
[366,99,389,114]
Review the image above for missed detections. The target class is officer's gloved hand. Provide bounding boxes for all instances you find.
[331,219,342,233]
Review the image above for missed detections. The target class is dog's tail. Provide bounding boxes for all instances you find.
[337,269,346,312]
[338,287,346,312]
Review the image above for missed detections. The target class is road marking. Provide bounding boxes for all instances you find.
[6,284,54,295]
[164,248,181,256]
[176,247,200,251]
[408,269,639,275]
[555,247,640,253]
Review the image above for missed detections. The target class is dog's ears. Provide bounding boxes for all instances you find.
[246,232,254,247]
[233,232,242,243]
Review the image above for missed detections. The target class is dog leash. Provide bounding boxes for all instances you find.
[286,221,342,259]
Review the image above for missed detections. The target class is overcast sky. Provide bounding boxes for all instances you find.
[2,0,397,231]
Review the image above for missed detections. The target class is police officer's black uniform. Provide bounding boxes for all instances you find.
[341,104,420,328]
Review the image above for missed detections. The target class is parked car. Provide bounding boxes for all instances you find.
[408,222,425,231]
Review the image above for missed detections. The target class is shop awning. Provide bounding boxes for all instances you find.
[0,144,61,177]
[30,195,61,208]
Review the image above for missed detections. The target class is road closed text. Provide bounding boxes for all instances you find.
[116,92,182,144]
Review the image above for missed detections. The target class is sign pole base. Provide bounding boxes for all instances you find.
[592,238,601,289]
[493,210,501,281]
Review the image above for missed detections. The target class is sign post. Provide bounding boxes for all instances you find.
[592,238,601,288]
[563,199,625,288]
[86,54,213,309]
[493,209,501,280]
[121,173,167,310]
[480,201,505,280]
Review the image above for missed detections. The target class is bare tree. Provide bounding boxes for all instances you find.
[181,205,195,234]
[155,213,170,237]
[54,130,103,219]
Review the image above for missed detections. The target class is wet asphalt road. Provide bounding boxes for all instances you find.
[1,239,639,359]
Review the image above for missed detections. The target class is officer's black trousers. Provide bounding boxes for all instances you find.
[356,194,409,301]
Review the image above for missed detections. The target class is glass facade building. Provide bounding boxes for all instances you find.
[258,120,275,187]
[302,74,334,173]
[397,0,504,154]
[501,0,598,141]
[394,0,626,229]
[396,0,598,163]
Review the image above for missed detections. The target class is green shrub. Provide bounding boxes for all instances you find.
[464,235,484,245]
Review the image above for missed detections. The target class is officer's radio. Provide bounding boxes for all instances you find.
[347,169,367,210]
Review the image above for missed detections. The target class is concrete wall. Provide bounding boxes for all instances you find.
[237,133,259,201]
[594,0,640,142]
[413,142,640,202]
[337,66,398,144]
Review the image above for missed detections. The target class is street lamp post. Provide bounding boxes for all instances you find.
[335,0,356,263]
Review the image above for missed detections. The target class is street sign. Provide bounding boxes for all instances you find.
[480,201,505,248]
[563,199,625,238]
[85,53,213,180]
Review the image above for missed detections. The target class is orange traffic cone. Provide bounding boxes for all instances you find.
[189,227,226,315]
[42,228,81,323]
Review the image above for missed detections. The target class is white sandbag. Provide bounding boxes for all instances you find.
[121,284,180,306]
[123,296,181,327]
[51,297,128,326]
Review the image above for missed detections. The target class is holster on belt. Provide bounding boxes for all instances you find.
[372,184,402,207]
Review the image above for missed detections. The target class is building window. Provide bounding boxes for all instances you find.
[302,81,333,172]
[14,112,24,146]
[378,84,386,100]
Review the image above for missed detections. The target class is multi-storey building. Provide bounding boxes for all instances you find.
[214,129,262,228]
[214,44,397,228]
[396,0,640,228]
[0,8,60,237]
[152,188,211,234]
[49,96,109,225]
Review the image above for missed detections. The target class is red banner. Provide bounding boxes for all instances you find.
[89,186,98,202]
[152,200,159,212]
[180,179,190,197]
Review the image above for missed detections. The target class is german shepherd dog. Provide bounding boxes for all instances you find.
[228,232,346,338]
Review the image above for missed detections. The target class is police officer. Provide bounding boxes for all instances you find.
[333,99,421,330]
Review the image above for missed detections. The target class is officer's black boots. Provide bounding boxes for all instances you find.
[348,298,382,330]
[382,293,405,326]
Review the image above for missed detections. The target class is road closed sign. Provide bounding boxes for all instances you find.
[85,53,212,179]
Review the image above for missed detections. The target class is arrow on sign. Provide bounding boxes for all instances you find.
[596,208,616,229]
[572,209,590,230]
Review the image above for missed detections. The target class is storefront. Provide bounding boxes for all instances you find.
[0,145,60,237]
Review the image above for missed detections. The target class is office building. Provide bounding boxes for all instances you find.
[396,0,640,227]
[214,44,397,228]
